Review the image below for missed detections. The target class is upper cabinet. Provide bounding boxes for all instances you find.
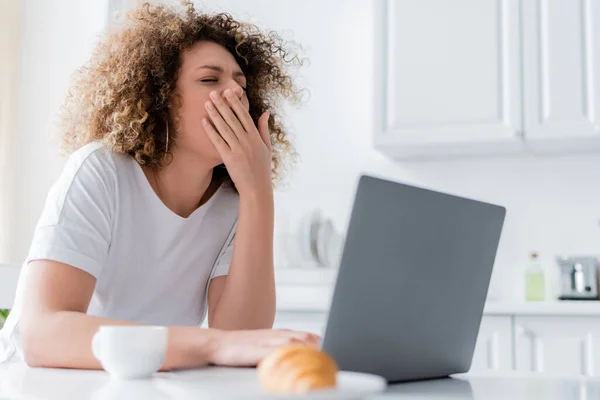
[374,0,600,160]
[522,0,600,152]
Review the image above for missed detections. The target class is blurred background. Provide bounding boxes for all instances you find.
[2,0,600,376]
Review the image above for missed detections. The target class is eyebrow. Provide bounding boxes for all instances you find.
[196,65,246,78]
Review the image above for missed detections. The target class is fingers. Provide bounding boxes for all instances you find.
[275,330,321,347]
[209,90,247,142]
[224,88,256,133]
[205,98,239,149]
[206,89,272,151]
[305,332,321,346]
[257,112,272,151]
[203,118,230,156]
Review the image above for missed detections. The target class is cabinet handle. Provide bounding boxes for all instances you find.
[582,333,594,376]
[516,325,543,372]
[515,325,525,336]
[487,334,500,370]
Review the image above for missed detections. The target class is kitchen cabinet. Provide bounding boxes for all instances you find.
[273,311,600,376]
[469,316,514,372]
[274,270,600,376]
[374,0,600,160]
[522,0,600,153]
[514,316,600,377]
[273,311,517,374]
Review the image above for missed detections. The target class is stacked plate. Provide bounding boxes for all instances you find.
[296,210,344,268]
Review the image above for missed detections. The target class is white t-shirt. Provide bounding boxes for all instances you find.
[0,142,239,363]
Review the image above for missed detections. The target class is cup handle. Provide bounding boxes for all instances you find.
[91,330,102,361]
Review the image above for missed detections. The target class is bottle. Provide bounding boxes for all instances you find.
[525,252,545,301]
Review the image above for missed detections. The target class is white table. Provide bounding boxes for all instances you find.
[376,373,600,399]
[1,362,598,399]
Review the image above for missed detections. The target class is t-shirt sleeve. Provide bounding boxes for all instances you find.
[211,221,237,279]
[26,147,116,279]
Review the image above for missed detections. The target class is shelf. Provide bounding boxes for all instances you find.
[483,300,600,317]
[276,290,600,316]
[274,268,600,316]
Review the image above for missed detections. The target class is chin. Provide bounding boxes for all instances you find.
[181,136,223,167]
[201,147,224,168]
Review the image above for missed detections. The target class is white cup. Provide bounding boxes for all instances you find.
[91,325,168,379]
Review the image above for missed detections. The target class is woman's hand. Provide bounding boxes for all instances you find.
[203,89,272,197]
[209,329,321,367]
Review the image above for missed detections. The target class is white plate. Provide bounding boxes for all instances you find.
[229,370,387,399]
[301,370,388,399]
[297,209,323,265]
[160,368,387,400]
[316,219,334,267]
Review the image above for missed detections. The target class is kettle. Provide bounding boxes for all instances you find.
[556,256,600,300]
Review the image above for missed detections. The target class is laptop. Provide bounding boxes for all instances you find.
[320,175,506,383]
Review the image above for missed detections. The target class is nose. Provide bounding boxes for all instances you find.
[223,83,244,101]
[231,86,244,100]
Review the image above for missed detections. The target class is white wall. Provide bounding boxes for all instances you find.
[9,0,600,302]
[201,0,600,301]
[0,1,22,262]
[8,0,109,263]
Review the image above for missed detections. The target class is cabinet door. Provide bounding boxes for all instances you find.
[515,316,600,377]
[522,0,600,151]
[375,0,523,159]
[469,316,514,372]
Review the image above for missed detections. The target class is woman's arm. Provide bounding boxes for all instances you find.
[20,260,218,369]
[20,260,316,369]
[203,89,282,331]
[208,190,276,330]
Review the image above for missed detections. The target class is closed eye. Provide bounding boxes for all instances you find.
[199,78,247,92]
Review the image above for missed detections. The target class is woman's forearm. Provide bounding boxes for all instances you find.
[21,311,218,370]
[210,190,276,330]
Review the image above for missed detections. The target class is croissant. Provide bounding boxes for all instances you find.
[257,344,339,394]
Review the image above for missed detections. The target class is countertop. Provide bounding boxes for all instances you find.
[274,268,600,316]
[1,362,598,399]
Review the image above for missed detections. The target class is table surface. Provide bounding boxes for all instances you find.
[1,362,599,400]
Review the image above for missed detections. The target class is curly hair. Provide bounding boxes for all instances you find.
[59,0,303,187]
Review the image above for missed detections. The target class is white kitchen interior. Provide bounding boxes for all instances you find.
[2,0,600,389]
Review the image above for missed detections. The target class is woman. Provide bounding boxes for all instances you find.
[0,1,319,369]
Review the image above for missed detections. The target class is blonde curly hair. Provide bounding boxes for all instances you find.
[59,0,302,187]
